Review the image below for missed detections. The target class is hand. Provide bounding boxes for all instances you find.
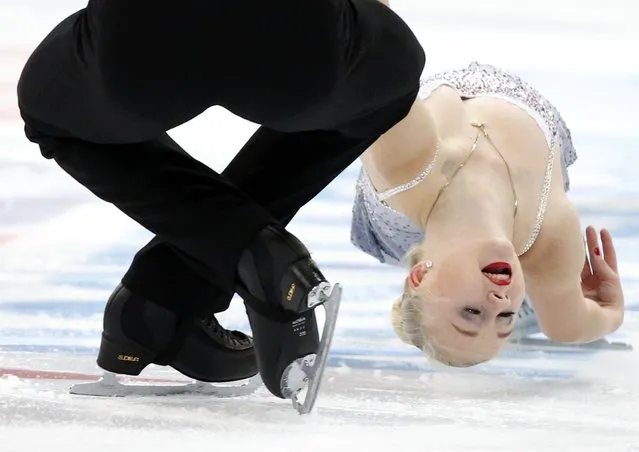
[581,226,624,319]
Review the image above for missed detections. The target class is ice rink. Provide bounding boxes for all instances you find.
[1,0,638,451]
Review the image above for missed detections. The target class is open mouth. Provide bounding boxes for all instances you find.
[481,262,512,286]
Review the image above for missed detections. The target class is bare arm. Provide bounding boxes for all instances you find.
[527,273,622,343]
[524,200,624,343]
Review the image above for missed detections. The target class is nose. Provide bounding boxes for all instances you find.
[488,291,511,306]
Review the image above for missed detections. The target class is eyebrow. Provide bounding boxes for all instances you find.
[452,323,513,339]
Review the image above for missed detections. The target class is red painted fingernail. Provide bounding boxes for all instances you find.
[594,247,601,256]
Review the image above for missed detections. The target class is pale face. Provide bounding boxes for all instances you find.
[408,237,526,364]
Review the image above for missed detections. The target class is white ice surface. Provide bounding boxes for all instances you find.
[1,0,639,451]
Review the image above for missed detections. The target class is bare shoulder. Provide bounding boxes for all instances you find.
[522,194,585,281]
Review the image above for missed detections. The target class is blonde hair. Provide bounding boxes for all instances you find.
[390,245,488,368]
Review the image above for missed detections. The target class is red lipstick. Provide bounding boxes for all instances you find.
[481,262,512,286]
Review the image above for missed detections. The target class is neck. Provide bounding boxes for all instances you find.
[418,158,517,252]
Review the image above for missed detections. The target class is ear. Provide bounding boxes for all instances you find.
[408,261,428,290]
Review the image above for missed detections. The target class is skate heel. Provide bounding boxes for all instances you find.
[243,281,341,415]
[244,304,319,399]
[96,334,154,376]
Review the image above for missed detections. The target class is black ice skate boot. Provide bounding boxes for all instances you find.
[236,224,342,414]
[69,284,259,398]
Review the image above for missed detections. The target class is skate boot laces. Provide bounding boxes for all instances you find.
[201,313,253,351]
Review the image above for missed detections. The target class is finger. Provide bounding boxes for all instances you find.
[588,229,618,280]
[581,232,593,276]
[581,252,592,281]
[600,228,618,273]
[585,225,599,263]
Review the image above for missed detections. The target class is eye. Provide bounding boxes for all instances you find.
[463,307,482,316]
[497,311,516,324]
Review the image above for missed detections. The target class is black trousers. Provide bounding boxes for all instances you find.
[17,0,425,318]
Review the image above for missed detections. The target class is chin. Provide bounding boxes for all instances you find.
[476,237,518,263]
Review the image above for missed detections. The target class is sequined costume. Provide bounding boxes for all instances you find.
[350,62,578,267]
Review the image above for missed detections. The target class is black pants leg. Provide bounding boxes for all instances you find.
[17,0,425,318]
[121,126,405,315]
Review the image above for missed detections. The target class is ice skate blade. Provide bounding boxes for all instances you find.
[281,283,342,415]
[69,372,262,398]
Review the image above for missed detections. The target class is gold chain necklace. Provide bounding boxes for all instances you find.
[422,121,519,227]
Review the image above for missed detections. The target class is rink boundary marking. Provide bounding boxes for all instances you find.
[0,367,197,384]
[0,361,577,382]
[0,232,18,247]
